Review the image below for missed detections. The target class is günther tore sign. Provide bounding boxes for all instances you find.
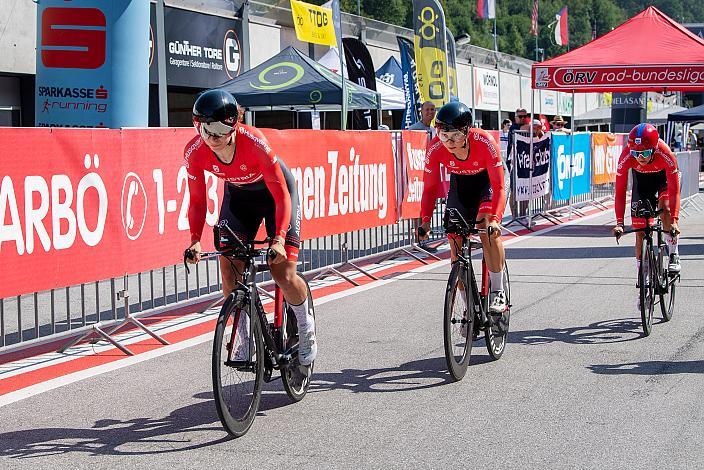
[149,5,244,88]
[35,0,149,128]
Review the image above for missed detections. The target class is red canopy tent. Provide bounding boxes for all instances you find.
[532,6,704,93]
[524,6,704,222]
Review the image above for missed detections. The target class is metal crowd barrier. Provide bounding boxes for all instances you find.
[0,131,445,352]
[506,131,617,229]
[677,150,703,214]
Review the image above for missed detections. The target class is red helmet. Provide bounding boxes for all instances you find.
[628,123,659,151]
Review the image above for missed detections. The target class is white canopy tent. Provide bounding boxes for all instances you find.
[318,47,405,110]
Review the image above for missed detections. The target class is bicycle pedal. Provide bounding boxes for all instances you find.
[264,367,274,382]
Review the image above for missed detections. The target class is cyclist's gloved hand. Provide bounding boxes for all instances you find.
[487,220,502,240]
[418,222,431,241]
[186,240,202,264]
[613,225,624,238]
[670,221,681,237]
[269,236,287,265]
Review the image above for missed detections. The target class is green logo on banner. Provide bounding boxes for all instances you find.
[250,62,305,90]
[310,90,322,103]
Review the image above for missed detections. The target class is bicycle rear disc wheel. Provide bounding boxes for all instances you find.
[639,239,655,337]
[444,263,473,381]
[485,262,510,360]
[212,294,264,437]
[281,273,315,402]
[658,247,676,322]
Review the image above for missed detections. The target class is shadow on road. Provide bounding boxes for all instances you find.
[587,360,704,376]
[309,356,473,395]
[509,318,649,345]
[0,383,298,459]
[0,394,238,458]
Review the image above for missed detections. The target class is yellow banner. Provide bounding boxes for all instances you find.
[412,0,449,108]
[290,0,337,47]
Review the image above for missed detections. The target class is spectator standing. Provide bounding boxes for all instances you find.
[409,100,439,253]
[409,101,438,138]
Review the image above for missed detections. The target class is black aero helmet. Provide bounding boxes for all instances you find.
[192,89,239,136]
[434,101,473,133]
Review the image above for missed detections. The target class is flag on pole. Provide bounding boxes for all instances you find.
[530,0,539,36]
[477,0,495,20]
[554,6,568,46]
[290,0,337,47]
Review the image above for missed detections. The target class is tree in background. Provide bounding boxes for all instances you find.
[305,0,703,61]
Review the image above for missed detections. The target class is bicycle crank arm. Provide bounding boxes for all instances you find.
[224,360,257,372]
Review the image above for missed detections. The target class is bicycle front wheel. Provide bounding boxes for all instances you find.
[212,292,264,437]
[281,273,315,402]
[444,262,473,381]
[639,239,655,336]
[485,262,510,360]
[658,246,676,322]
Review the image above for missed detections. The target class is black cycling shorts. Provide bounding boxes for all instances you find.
[444,171,494,230]
[218,161,302,260]
[631,170,667,228]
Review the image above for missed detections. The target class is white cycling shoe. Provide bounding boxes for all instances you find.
[298,326,317,366]
[489,291,507,314]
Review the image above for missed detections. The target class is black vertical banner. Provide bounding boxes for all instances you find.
[342,37,378,130]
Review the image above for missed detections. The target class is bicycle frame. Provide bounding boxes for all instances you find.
[192,233,295,372]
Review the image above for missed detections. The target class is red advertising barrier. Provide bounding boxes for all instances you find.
[265,130,398,239]
[0,128,397,298]
[399,130,428,219]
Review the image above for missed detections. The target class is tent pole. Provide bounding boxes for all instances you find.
[528,89,534,228]
[569,90,575,220]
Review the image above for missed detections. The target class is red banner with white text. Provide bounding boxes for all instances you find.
[399,130,428,219]
[0,128,398,298]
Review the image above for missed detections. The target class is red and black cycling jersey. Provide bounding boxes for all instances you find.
[184,124,292,242]
[614,139,680,225]
[420,128,506,223]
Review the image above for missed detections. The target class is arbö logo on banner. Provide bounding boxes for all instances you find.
[556,145,586,190]
[41,7,107,69]
[121,173,147,241]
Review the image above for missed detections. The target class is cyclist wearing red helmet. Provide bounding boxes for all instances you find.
[183,89,316,365]
[613,123,681,296]
[418,101,508,317]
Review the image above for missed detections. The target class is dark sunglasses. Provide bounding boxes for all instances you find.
[631,148,654,159]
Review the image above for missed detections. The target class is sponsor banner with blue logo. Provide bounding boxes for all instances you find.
[397,36,421,129]
[551,132,592,200]
[512,133,551,201]
[35,0,149,128]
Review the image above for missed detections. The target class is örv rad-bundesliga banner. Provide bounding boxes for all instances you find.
[0,128,396,299]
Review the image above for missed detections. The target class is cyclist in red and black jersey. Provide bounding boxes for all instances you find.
[184,90,316,365]
[418,101,508,315]
[613,123,682,290]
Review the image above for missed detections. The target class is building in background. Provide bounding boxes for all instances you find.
[0,0,607,130]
